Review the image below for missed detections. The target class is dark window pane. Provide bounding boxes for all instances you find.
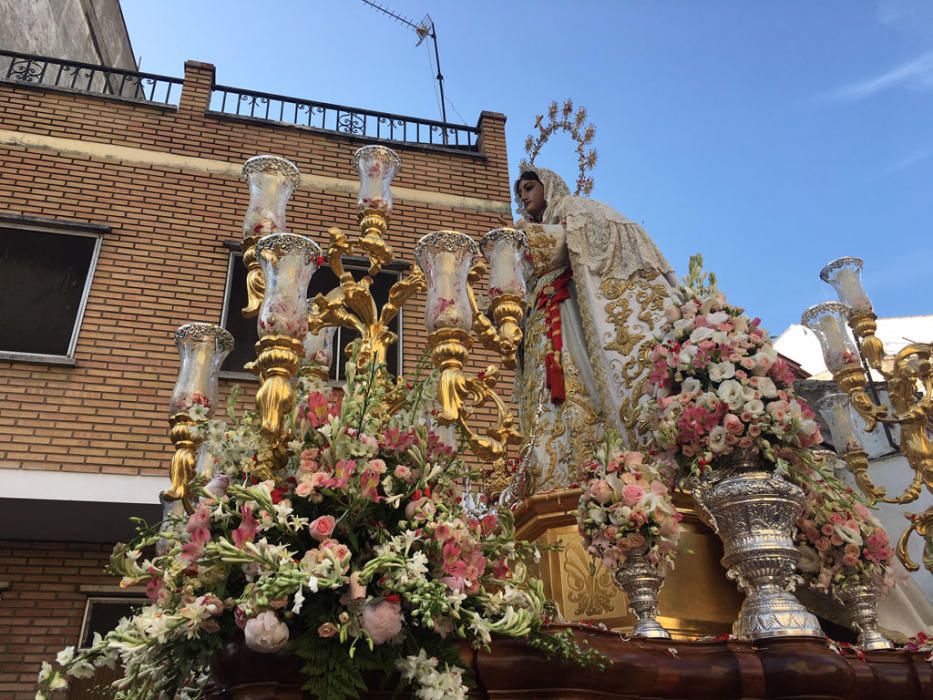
[222,255,401,378]
[0,228,97,355]
[80,598,143,648]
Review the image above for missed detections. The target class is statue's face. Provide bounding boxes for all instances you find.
[518,178,546,221]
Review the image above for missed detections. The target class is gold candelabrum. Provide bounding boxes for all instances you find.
[803,256,933,572]
[163,323,234,513]
[165,146,530,504]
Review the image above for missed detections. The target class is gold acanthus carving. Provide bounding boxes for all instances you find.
[249,335,304,476]
[307,223,426,371]
[564,541,616,617]
[240,235,264,318]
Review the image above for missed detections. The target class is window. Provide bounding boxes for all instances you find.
[221,251,403,381]
[79,596,145,648]
[0,222,102,362]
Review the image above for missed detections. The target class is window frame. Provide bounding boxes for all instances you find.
[78,595,146,649]
[0,218,104,365]
[219,250,406,385]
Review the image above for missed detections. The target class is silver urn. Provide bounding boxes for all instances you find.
[613,552,671,639]
[836,581,894,650]
[693,448,823,639]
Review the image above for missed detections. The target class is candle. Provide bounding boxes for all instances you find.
[834,268,872,312]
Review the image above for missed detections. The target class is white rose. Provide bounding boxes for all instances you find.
[743,399,765,416]
[698,391,719,410]
[756,376,778,398]
[834,524,863,547]
[716,380,745,410]
[708,426,728,454]
[708,361,735,382]
[689,327,715,343]
[681,377,702,396]
[711,331,729,345]
[707,311,729,325]
[742,384,757,401]
[673,318,693,333]
[678,345,699,366]
[244,611,290,653]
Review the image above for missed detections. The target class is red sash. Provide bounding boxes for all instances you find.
[534,268,572,404]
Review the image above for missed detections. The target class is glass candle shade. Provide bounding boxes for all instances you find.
[414,230,478,332]
[816,392,864,454]
[169,323,234,416]
[241,155,301,238]
[801,302,860,373]
[302,321,337,368]
[255,234,322,339]
[479,228,530,299]
[353,145,401,214]
[820,257,872,313]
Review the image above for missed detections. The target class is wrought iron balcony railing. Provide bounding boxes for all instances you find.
[0,50,480,150]
[0,49,182,105]
[210,84,479,150]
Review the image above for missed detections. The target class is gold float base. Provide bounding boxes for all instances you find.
[513,488,743,639]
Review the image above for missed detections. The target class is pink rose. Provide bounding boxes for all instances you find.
[361,599,403,644]
[622,484,644,507]
[723,413,744,436]
[309,515,336,542]
[623,452,644,467]
[295,481,314,498]
[317,622,338,638]
[393,465,412,481]
[589,479,614,505]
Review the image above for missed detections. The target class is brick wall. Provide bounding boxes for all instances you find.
[0,60,514,478]
[0,60,515,693]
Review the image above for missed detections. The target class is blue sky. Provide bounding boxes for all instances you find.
[121,0,933,335]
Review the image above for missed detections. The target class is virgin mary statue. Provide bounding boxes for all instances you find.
[509,164,678,495]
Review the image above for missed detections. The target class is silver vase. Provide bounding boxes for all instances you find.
[836,582,894,650]
[613,553,671,639]
[692,448,823,639]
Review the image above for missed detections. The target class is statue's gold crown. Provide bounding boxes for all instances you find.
[522,99,597,196]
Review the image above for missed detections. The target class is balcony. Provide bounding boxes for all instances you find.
[1,49,479,151]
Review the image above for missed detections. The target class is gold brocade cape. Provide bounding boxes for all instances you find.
[516,168,676,492]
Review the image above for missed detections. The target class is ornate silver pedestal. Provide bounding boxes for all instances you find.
[837,582,894,650]
[693,450,823,640]
[613,553,671,639]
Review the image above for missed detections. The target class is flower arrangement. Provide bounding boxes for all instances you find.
[644,261,822,479]
[37,348,601,700]
[577,435,682,575]
[790,453,894,595]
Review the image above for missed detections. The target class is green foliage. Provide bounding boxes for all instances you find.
[527,628,610,671]
[294,635,395,700]
[682,253,718,298]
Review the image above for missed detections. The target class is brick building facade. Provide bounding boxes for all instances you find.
[0,55,513,697]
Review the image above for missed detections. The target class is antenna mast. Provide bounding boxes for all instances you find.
[361,0,449,127]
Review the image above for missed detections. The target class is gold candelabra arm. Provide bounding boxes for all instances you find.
[358,208,393,277]
[833,363,891,431]
[464,261,525,368]
[164,413,200,514]
[252,335,303,475]
[430,328,522,469]
[896,509,933,573]
[847,308,885,370]
[240,236,265,318]
[489,293,526,361]
[840,449,887,505]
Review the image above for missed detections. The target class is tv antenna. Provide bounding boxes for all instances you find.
[361,0,449,127]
